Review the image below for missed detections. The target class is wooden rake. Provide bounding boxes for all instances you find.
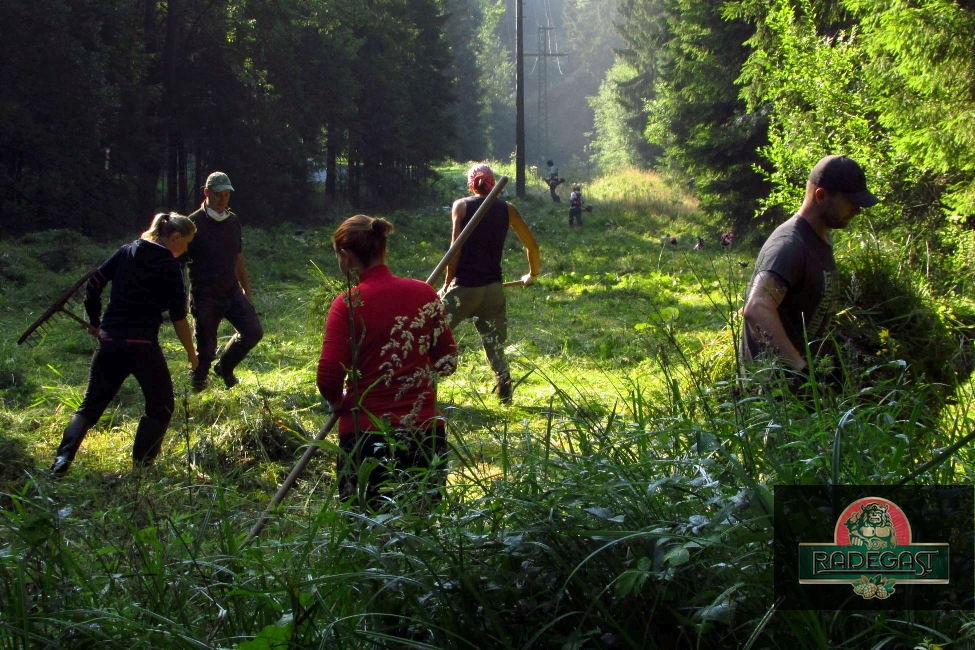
[18,268,100,346]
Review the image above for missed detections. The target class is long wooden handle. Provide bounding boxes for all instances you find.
[426,176,509,286]
[244,412,340,545]
[58,306,100,336]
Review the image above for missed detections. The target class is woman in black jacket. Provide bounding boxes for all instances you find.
[51,212,199,475]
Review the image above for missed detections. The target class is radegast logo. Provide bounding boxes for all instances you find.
[798,496,949,600]
[774,485,973,611]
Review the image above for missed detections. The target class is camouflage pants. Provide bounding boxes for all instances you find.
[441,281,510,384]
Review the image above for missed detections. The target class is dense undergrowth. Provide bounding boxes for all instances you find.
[1,166,974,649]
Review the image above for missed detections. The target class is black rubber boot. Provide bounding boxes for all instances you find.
[191,367,209,392]
[494,374,513,406]
[213,358,239,389]
[51,414,93,475]
[132,416,169,467]
[214,330,256,389]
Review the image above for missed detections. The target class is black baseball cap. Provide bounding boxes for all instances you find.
[808,155,879,207]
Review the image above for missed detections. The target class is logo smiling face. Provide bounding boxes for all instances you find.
[863,503,887,522]
[845,501,897,550]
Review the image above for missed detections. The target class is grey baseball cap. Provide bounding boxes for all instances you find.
[205,171,234,192]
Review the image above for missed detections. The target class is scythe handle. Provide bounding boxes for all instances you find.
[244,411,340,545]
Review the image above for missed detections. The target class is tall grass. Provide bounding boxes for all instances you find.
[5,360,970,648]
[2,167,973,648]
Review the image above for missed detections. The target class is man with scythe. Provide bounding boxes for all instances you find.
[440,163,540,404]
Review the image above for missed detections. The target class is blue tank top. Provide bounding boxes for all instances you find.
[455,196,509,287]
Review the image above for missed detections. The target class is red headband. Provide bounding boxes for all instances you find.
[467,164,496,194]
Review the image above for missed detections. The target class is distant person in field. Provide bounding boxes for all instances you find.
[51,213,198,475]
[317,215,457,508]
[740,155,879,378]
[185,171,263,391]
[441,163,541,404]
[695,237,705,250]
[546,159,564,202]
[568,184,584,227]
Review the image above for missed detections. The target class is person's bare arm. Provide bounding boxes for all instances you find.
[172,318,199,370]
[508,204,540,284]
[235,252,252,302]
[741,271,806,370]
[442,199,466,290]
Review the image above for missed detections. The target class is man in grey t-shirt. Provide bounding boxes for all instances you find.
[740,155,879,376]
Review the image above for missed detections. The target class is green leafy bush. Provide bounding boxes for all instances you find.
[834,233,971,388]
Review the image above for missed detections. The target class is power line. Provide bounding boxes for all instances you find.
[533,26,568,163]
[550,11,564,75]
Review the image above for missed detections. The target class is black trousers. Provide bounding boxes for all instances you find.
[337,425,448,510]
[77,338,174,425]
[191,286,263,378]
[569,205,583,226]
[548,178,562,202]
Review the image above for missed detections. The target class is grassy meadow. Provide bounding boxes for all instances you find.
[2,165,974,649]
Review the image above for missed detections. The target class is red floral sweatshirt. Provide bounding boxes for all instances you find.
[317,265,457,438]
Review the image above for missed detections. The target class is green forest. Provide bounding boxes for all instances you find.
[3,0,975,648]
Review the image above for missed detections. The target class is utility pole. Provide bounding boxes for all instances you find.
[515,0,526,198]
[536,27,550,168]
[515,7,566,197]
